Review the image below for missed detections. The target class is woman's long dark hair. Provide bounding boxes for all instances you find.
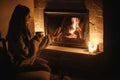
[6,4,31,46]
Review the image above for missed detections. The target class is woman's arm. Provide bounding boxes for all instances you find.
[38,27,62,50]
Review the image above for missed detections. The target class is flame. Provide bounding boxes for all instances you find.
[88,41,98,53]
[66,17,83,39]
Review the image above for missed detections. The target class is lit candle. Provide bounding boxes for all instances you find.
[94,41,98,52]
[88,42,94,53]
[88,41,99,53]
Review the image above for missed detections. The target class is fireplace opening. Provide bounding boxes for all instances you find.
[44,9,89,49]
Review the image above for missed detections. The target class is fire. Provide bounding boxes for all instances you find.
[66,17,83,39]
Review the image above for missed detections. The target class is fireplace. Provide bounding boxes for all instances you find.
[44,9,89,49]
[34,0,104,54]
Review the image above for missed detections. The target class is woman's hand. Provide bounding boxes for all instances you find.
[53,27,62,40]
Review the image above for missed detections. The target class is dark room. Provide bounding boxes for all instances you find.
[0,0,119,80]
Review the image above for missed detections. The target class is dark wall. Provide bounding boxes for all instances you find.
[102,0,120,73]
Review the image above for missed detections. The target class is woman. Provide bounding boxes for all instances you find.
[6,4,62,80]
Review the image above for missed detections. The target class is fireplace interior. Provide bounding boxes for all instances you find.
[44,9,89,49]
[34,0,104,54]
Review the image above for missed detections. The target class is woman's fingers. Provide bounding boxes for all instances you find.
[53,27,62,39]
[53,27,59,36]
[57,27,62,34]
[56,32,62,39]
[54,27,62,36]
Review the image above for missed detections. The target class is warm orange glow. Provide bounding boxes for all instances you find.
[34,9,44,32]
[88,41,98,53]
[35,22,44,32]
[66,17,83,39]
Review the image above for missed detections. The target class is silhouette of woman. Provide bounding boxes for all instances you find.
[6,4,62,78]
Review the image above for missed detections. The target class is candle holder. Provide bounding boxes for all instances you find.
[88,41,99,54]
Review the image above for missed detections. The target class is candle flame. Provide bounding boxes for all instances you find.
[88,41,98,53]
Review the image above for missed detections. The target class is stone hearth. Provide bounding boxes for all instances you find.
[33,0,103,54]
